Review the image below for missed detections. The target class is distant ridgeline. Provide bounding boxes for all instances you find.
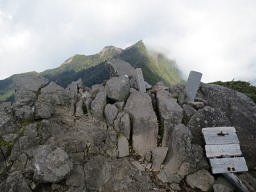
[0,40,183,102]
[211,81,256,103]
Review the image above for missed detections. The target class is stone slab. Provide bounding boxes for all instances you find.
[184,71,202,103]
[134,68,146,93]
[210,157,248,174]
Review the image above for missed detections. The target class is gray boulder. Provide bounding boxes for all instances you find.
[152,147,168,171]
[182,104,197,124]
[198,83,256,169]
[32,145,73,183]
[188,106,231,145]
[35,82,70,119]
[84,156,111,191]
[157,169,182,184]
[156,90,183,146]
[164,124,192,174]
[105,58,135,78]
[164,124,208,177]
[106,76,130,101]
[0,102,16,136]
[13,74,49,120]
[91,90,107,120]
[118,136,129,157]
[119,113,131,139]
[185,169,214,192]
[124,89,158,156]
[104,104,118,125]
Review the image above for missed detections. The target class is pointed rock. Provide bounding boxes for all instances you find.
[106,76,130,101]
[118,136,129,157]
[124,89,158,156]
[152,147,168,171]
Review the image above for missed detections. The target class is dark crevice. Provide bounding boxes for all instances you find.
[151,92,164,146]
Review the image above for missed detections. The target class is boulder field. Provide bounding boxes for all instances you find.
[0,71,256,192]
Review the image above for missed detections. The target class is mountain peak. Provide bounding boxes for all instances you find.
[126,40,145,51]
[99,46,122,58]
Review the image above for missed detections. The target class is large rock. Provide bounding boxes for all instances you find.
[105,58,135,78]
[0,102,16,136]
[32,145,73,183]
[188,106,231,145]
[84,156,111,191]
[119,113,131,139]
[164,124,192,174]
[106,76,130,101]
[13,74,49,120]
[124,89,158,156]
[164,124,208,177]
[152,147,168,171]
[91,90,107,120]
[118,136,129,157]
[34,82,70,119]
[104,104,118,125]
[198,83,256,169]
[156,90,183,146]
[185,169,214,191]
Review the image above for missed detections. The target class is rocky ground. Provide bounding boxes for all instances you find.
[1,69,256,191]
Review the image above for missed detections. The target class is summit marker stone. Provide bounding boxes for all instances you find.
[184,71,202,103]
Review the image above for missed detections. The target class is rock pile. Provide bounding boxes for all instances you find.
[1,60,256,192]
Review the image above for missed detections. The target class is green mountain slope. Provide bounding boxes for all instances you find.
[211,80,256,103]
[0,41,183,102]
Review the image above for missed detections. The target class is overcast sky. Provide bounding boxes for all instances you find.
[0,0,256,83]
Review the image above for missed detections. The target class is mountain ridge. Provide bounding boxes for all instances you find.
[0,41,183,102]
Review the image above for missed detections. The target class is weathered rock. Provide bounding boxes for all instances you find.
[84,156,111,191]
[198,83,256,169]
[164,124,192,174]
[213,176,235,192]
[145,81,152,90]
[32,145,73,183]
[213,184,234,192]
[119,113,131,139]
[125,89,158,156]
[164,125,209,177]
[75,99,84,117]
[1,171,31,192]
[169,83,185,99]
[104,104,118,125]
[157,169,182,184]
[66,165,85,188]
[185,170,214,191]
[182,104,197,124]
[105,58,135,78]
[152,147,168,171]
[188,106,231,145]
[115,101,125,110]
[34,101,54,119]
[118,136,129,157]
[106,76,130,101]
[156,90,183,146]
[188,101,205,109]
[91,90,107,120]
[13,74,49,120]
[0,102,16,136]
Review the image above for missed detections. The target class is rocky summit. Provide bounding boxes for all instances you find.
[0,59,256,192]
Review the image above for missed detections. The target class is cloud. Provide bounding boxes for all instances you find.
[0,0,256,83]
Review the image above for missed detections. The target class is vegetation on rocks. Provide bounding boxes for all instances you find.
[211,80,256,103]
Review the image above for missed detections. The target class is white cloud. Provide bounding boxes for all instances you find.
[0,0,256,83]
